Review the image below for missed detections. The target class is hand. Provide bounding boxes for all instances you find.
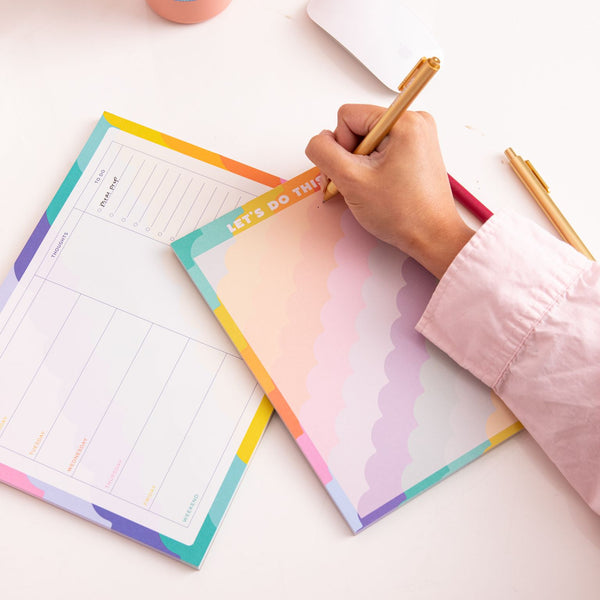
[305,104,474,279]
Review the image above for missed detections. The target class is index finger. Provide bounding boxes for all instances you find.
[333,104,387,152]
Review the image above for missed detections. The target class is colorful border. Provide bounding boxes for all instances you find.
[0,113,282,313]
[0,113,277,567]
[172,170,524,533]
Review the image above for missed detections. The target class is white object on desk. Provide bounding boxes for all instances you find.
[4,0,600,597]
[307,0,444,91]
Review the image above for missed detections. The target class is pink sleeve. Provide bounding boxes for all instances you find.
[416,211,600,515]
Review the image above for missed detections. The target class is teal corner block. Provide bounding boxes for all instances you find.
[46,114,112,225]
[188,263,220,311]
[171,236,220,311]
[171,207,243,267]
[46,163,83,226]
[161,516,216,568]
[171,229,205,270]
[77,114,113,173]
[208,455,246,525]
[171,207,245,310]
[404,439,491,501]
[159,456,247,568]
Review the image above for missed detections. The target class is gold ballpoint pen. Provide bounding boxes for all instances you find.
[504,148,594,260]
[323,57,441,202]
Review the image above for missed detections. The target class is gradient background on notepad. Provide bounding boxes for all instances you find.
[204,191,517,520]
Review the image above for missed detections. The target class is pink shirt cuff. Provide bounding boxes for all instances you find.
[415,211,590,389]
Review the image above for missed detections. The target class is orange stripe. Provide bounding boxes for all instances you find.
[102,113,280,187]
[221,156,282,188]
[240,347,274,391]
[267,388,303,438]
[162,134,227,170]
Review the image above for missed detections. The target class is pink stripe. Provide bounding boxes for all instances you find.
[296,434,333,485]
[0,463,44,497]
[301,209,377,460]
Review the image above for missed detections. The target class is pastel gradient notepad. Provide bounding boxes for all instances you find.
[172,168,522,531]
[0,113,277,567]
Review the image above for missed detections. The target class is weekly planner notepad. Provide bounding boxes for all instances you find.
[173,169,522,531]
[0,113,278,567]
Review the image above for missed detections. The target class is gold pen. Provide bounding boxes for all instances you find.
[323,56,441,202]
[504,148,594,260]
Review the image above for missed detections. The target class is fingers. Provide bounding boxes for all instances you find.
[305,105,386,191]
[333,104,386,151]
[305,106,437,201]
[305,129,359,188]
[385,110,436,148]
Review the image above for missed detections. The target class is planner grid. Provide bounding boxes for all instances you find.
[0,113,278,567]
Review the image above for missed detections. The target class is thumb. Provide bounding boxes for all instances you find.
[305,130,364,190]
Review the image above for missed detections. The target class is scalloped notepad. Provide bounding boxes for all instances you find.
[172,169,521,531]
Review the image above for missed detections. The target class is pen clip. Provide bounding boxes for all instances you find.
[525,159,550,192]
[397,57,427,92]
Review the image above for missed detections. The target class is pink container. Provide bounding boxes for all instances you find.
[147,0,232,24]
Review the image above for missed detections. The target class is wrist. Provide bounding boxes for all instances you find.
[409,219,474,279]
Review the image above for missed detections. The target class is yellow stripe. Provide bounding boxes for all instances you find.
[103,112,167,147]
[237,397,273,463]
[485,421,524,451]
[214,305,248,350]
[230,167,321,236]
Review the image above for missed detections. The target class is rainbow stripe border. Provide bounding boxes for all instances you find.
[0,113,277,567]
[172,170,524,532]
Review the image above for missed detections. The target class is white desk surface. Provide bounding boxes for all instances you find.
[2,1,600,598]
